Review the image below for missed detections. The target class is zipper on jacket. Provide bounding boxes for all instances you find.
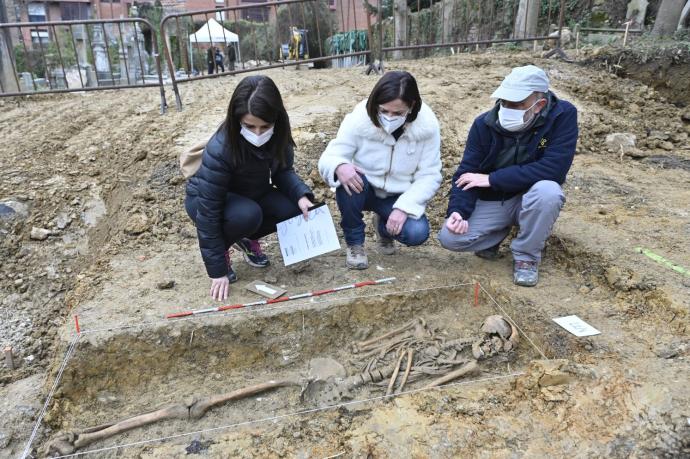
[382,144,395,190]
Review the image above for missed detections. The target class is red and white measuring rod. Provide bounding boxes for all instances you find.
[166,277,397,319]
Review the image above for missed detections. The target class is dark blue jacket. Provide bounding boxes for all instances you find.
[447,93,578,220]
[186,128,312,278]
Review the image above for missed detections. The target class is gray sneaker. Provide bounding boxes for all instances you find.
[513,260,539,287]
[346,244,369,270]
[372,214,395,255]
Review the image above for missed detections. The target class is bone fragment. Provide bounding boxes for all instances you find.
[49,379,302,455]
[396,349,414,394]
[74,404,189,449]
[189,379,302,418]
[354,319,419,350]
[385,349,407,396]
[423,360,479,388]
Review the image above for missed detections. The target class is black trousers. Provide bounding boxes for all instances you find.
[185,188,301,250]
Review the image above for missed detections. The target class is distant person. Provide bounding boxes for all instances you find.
[438,65,579,287]
[318,71,442,270]
[207,47,215,75]
[226,44,236,71]
[215,47,225,73]
[185,76,314,300]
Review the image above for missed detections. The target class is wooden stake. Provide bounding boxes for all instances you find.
[623,21,631,47]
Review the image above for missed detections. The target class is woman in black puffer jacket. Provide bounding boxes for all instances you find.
[185,75,314,301]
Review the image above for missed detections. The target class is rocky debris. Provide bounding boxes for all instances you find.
[179,226,196,239]
[124,213,151,235]
[156,280,175,290]
[605,132,636,153]
[655,341,689,359]
[514,359,586,403]
[29,227,50,241]
[681,112,690,123]
[0,374,43,456]
[54,212,72,230]
[0,200,30,222]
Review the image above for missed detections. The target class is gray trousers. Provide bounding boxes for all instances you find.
[438,180,565,263]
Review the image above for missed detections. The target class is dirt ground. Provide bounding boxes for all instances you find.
[1,50,689,458]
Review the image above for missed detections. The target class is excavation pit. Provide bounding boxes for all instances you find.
[41,283,545,456]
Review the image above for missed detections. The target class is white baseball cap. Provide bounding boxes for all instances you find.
[491,65,549,102]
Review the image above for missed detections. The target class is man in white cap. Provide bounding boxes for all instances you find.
[438,65,578,286]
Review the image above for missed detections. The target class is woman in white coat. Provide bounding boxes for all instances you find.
[318,71,442,269]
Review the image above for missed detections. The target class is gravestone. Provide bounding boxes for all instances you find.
[91,25,111,84]
[19,72,34,91]
[51,68,67,88]
[626,0,648,28]
[83,63,97,87]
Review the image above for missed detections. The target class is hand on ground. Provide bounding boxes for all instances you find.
[210,276,230,301]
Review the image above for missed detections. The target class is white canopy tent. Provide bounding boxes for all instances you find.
[188,18,241,72]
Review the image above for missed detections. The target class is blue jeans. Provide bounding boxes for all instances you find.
[335,175,430,247]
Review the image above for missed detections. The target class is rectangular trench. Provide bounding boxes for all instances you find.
[43,284,545,455]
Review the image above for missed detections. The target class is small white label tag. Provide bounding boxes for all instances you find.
[552,315,601,337]
[256,284,276,295]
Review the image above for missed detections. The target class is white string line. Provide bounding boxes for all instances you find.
[479,284,548,360]
[53,372,525,458]
[21,333,81,459]
[79,282,476,336]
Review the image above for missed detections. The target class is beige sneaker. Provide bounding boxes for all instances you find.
[372,214,395,255]
[346,244,369,270]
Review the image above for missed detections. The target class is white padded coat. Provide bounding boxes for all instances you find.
[318,100,442,219]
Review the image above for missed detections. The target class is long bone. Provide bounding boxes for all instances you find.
[396,349,414,394]
[423,360,480,388]
[47,379,302,456]
[353,318,421,351]
[385,350,407,396]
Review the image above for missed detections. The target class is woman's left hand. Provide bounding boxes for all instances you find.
[386,209,408,236]
[297,196,314,220]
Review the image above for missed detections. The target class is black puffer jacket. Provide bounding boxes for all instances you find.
[186,128,313,278]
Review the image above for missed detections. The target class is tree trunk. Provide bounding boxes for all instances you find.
[0,0,20,93]
[651,0,685,36]
[513,0,540,40]
[442,0,454,43]
[393,0,406,59]
[678,0,690,30]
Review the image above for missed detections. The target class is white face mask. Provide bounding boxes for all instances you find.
[240,125,274,147]
[498,100,539,132]
[378,113,407,134]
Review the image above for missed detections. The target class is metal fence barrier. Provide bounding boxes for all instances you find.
[375,0,566,60]
[0,18,167,113]
[0,0,571,112]
[160,0,371,110]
